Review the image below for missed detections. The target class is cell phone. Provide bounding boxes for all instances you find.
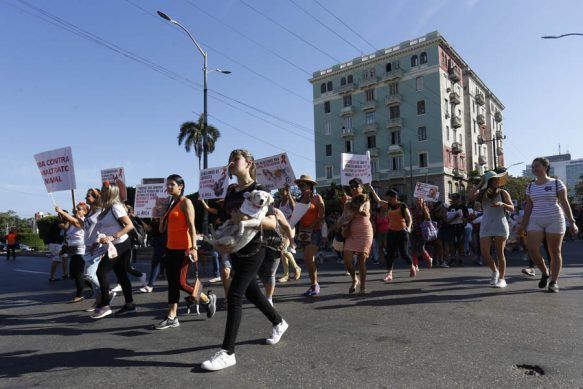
[188,254,195,263]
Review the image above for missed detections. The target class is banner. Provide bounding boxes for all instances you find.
[101,167,127,201]
[199,166,229,200]
[413,182,440,202]
[255,153,296,191]
[134,183,170,218]
[340,152,371,186]
[34,146,76,193]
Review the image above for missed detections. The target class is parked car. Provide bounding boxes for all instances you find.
[18,243,33,251]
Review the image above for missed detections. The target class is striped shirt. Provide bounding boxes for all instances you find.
[526,179,565,218]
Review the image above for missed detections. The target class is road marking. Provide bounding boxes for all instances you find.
[14,269,50,275]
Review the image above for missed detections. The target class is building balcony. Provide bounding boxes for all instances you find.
[478,155,487,165]
[368,148,379,158]
[497,147,504,156]
[451,142,462,155]
[363,122,379,134]
[448,66,461,83]
[495,111,503,122]
[341,127,355,138]
[360,77,379,88]
[496,129,503,139]
[385,94,402,106]
[386,118,403,129]
[451,115,462,129]
[477,114,486,125]
[340,105,355,116]
[475,92,485,106]
[382,68,404,81]
[449,92,461,105]
[338,82,356,94]
[388,144,403,154]
[452,168,465,179]
[362,100,377,111]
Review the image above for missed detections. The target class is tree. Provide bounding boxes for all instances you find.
[504,175,532,208]
[574,174,583,205]
[177,114,221,170]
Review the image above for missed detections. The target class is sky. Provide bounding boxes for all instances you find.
[1,0,582,218]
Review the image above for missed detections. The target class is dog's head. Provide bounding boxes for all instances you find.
[243,190,274,208]
[351,194,368,208]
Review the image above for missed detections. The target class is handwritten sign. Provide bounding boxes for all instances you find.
[255,153,296,191]
[34,147,76,193]
[413,182,440,202]
[199,166,229,200]
[101,167,127,201]
[340,153,371,186]
[134,183,170,218]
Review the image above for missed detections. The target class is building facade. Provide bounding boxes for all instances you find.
[309,31,505,202]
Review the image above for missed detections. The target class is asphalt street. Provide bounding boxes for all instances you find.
[1,242,583,389]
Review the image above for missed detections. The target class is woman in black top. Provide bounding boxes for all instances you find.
[201,149,288,372]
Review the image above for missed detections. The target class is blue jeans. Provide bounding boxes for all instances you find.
[210,250,220,278]
[148,236,166,287]
[84,253,102,294]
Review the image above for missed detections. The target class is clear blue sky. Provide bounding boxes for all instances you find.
[1,0,582,217]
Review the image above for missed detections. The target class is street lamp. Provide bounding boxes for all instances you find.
[158,10,230,236]
[541,33,583,39]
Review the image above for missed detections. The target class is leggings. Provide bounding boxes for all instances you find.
[165,249,199,304]
[222,247,283,354]
[69,254,86,298]
[96,239,133,307]
[385,230,412,270]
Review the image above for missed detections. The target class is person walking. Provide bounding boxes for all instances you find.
[5,228,18,260]
[446,193,469,266]
[46,216,67,281]
[139,218,166,293]
[517,157,579,293]
[410,197,433,271]
[276,184,301,283]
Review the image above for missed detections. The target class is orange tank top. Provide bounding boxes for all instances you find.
[166,198,193,250]
[7,233,17,245]
[388,204,407,231]
[299,197,320,229]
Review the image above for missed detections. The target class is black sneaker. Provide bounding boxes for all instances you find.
[115,304,136,315]
[206,291,217,319]
[538,274,549,289]
[154,316,180,330]
[548,281,559,293]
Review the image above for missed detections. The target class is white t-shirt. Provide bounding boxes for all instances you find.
[90,203,129,245]
[66,218,85,254]
[526,179,566,218]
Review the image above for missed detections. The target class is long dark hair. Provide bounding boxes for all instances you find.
[166,174,185,196]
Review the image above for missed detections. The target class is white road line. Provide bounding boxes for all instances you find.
[14,269,50,275]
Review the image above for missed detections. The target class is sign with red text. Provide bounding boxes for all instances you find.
[101,167,127,201]
[413,182,440,202]
[340,153,371,186]
[34,147,76,193]
[134,183,170,218]
[198,166,229,200]
[255,153,296,191]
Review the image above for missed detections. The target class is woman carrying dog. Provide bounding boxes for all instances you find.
[201,149,287,371]
[469,171,514,288]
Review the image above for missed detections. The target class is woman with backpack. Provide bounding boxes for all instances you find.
[517,157,579,293]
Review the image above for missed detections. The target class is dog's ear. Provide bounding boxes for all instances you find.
[243,192,251,199]
[267,193,274,205]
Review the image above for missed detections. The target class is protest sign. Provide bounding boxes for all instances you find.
[255,153,296,191]
[413,182,440,202]
[134,183,170,218]
[101,167,127,201]
[34,146,76,193]
[199,166,229,200]
[340,153,371,186]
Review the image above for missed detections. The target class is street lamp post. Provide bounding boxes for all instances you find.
[158,10,230,236]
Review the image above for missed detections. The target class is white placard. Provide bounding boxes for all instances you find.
[413,182,440,202]
[340,152,371,186]
[199,166,229,200]
[101,167,127,201]
[134,183,170,218]
[255,153,296,191]
[34,146,76,193]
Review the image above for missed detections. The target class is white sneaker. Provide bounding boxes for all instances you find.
[208,277,222,284]
[489,271,499,285]
[201,350,236,371]
[266,319,288,345]
[111,284,122,293]
[138,274,147,287]
[139,285,153,293]
[91,306,112,319]
[494,279,507,288]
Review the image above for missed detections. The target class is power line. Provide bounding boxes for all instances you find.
[238,0,341,63]
[286,0,364,55]
[311,0,377,51]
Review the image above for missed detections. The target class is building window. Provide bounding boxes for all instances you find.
[411,55,418,67]
[343,95,352,107]
[416,76,423,91]
[394,60,400,69]
[345,140,353,153]
[365,111,376,124]
[389,82,399,95]
[473,120,476,133]
[370,159,378,174]
[367,135,376,149]
[347,74,353,83]
[447,150,452,164]
[325,144,332,156]
[392,156,403,170]
[420,52,427,64]
[340,77,346,86]
[326,81,333,92]
[418,126,427,141]
[419,152,428,168]
[324,120,332,135]
[474,142,478,155]
[362,70,369,80]
[389,105,400,119]
[417,100,426,115]
[325,166,333,179]
[391,130,401,145]
[446,125,450,141]
[460,156,465,169]
[366,88,375,101]
[320,83,326,94]
[369,68,376,79]
[386,62,392,72]
[448,181,453,194]
[344,116,352,130]
[459,134,463,144]
[324,101,330,113]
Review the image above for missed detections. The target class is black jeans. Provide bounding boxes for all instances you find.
[165,249,185,305]
[6,244,16,259]
[385,230,412,270]
[222,247,283,354]
[96,239,133,307]
[450,225,465,250]
[69,254,85,298]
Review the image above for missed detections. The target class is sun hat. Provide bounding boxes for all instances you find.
[294,174,317,186]
[478,170,508,190]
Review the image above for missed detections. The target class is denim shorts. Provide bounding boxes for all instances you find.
[295,229,322,248]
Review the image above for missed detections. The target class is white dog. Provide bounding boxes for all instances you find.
[206,190,274,253]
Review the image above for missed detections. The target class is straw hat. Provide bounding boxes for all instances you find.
[478,170,508,190]
[294,174,318,186]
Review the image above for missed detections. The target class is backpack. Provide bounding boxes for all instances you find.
[128,216,146,248]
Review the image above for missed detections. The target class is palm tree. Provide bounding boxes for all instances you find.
[177,114,221,170]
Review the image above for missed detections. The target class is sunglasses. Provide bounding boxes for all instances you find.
[350,184,361,189]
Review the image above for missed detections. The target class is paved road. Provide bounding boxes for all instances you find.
[1,242,583,388]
